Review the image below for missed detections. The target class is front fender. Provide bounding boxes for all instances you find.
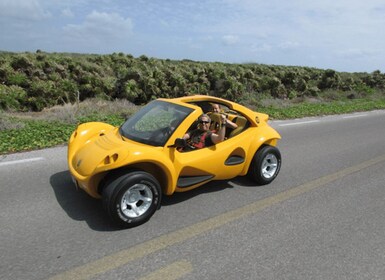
[115,148,177,196]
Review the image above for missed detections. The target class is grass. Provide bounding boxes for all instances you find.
[260,98,385,119]
[0,119,76,153]
[0,98,136,155]
[1,96,385,155]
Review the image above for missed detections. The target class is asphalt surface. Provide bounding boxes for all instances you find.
[1,110,385,280]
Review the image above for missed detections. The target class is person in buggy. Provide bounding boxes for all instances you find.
[181,113,227,151]
[209,103,238,131]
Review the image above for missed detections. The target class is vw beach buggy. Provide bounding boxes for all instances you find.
[68,95,281,227]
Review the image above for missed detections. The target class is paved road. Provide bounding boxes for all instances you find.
[1,110,385,280]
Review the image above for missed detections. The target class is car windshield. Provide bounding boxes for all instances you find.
[119,100,193,146]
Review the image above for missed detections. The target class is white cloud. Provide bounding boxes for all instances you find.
[0,0,51,20]
[334,48,377,59]
[159,19,169,27]
[250,43,272,53]
[222,35,239,45]
[61,8,74,18]
[63,11,133,42]
[279,41,300,50]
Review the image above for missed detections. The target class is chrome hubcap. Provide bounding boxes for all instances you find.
[261,154,278,179]
[121,184,153,218]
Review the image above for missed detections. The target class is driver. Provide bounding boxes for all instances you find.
[182,113,226,150]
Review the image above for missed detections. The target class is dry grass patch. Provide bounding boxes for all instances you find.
[3,98,139,124]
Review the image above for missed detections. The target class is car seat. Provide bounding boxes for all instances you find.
[228,116,248,138]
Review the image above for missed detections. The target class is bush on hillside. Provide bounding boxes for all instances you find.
[0,51,384,112]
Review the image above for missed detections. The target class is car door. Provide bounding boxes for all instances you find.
[172,126,252,189]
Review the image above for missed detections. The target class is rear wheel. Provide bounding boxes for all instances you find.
[248,145,281,185]
[102,171,161,228]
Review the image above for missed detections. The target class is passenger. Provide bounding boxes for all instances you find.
[210,103,238,130]
[182,113,227,150]
[210,103,222,113]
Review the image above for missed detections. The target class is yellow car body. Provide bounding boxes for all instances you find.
[68,95,281,227]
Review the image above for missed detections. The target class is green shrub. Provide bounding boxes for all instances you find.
[0,52,384,113]
[304,86,321,97]
[10,55,33,70]
[353,83,375,96]
[0,84,27,110]
[7,72,29,87]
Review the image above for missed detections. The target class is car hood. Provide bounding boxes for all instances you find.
[71,129,131,176]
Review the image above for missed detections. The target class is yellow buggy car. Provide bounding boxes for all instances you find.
[68,95,281,227]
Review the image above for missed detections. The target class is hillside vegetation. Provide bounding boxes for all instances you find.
[1,51,384,112]
[1,51,385,154]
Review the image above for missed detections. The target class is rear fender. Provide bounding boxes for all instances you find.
[241,126,281,175]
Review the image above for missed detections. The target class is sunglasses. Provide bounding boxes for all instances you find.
[199,120,210,124]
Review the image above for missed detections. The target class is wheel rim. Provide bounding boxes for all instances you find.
[261,153,278,179]
[120,184,153,218]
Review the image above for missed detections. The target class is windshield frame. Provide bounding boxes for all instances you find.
[119,100,193,146]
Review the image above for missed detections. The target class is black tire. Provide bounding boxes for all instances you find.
[248,145,281,185]
[102,171,161,228]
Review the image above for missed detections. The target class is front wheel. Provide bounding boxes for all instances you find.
[248,145,281,185]
[102,171,161,228]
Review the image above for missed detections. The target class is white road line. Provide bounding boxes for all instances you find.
[278,120,320,127]
[342,114,368,119]
[0,157,45,167]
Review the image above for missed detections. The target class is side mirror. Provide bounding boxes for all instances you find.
[168,138,187,148]
[174,138,187,148]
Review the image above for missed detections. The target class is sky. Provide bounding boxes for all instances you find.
[1,0,385,73]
